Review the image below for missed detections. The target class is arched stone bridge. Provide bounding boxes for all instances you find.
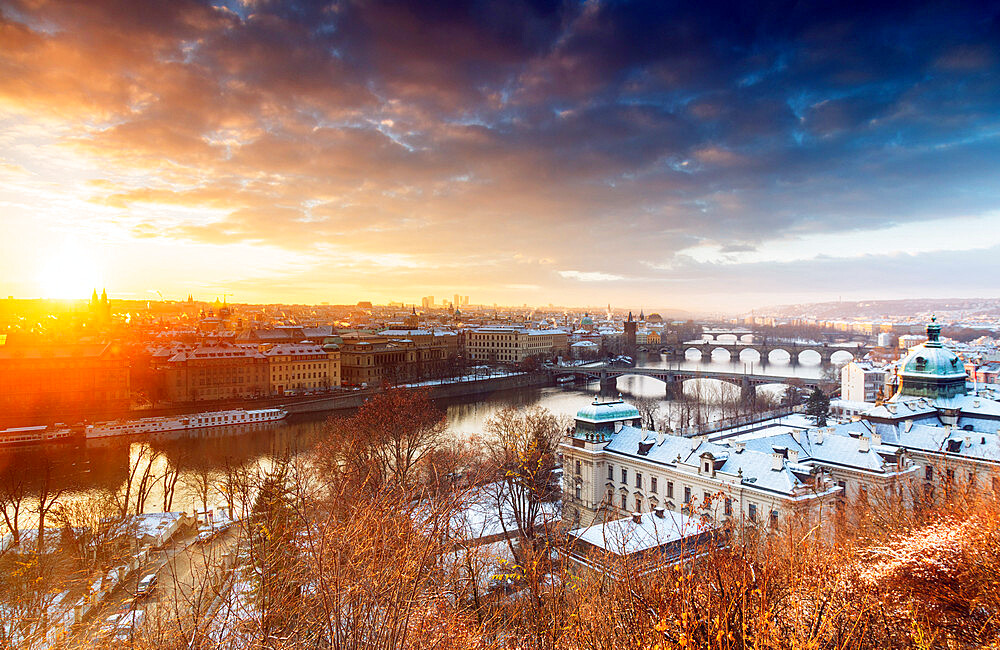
[546,364,825,400]
[660,341,870,366]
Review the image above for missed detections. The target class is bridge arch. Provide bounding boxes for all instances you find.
[830,349,855,364]
[684,346,706,359]
[739,333,755,343]
[766,348,792,363]
[709,347,733,361]
[796,349,823,365]
[737,348,762,362]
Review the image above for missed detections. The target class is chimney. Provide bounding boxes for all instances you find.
[656,430,665,445]
[631,512,642,523]
[654,507,665,519]
[859,436,870,453]
[791,429,801,444]
[771,452,783,471]
[787,449,799,463]
[965,436,972,448]
[815,429,824,444]
[872,432,881,446]
[691,435,703,450]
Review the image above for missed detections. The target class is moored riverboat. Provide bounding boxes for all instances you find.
[85,408,288,439]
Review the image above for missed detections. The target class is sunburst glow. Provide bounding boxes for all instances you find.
[36,245,104,300]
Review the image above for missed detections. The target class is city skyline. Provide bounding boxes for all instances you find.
[2,1,999,310]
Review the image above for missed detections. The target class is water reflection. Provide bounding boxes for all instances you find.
[0,351,840,518]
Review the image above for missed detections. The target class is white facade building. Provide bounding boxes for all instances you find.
[841,361,888,402]
[559,398,843,530]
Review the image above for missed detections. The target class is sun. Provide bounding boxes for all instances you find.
[36,244,105,300]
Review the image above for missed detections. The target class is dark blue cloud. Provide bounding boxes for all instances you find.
[3,0,1000,307]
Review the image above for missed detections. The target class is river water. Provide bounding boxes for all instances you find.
[0,352,838,521]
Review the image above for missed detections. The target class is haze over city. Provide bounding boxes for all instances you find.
[2,1,1000,311]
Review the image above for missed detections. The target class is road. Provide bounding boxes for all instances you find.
[70,525,239,646]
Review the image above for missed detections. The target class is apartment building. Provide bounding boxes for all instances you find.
[163,343,268,402]
[465,326,569,363]
[263,342,341,394]
[841,361,888,402]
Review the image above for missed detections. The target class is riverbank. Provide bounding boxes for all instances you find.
[284,372,552,415]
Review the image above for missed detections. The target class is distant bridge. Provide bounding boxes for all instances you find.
[659,340,870,366]
[546,364,826,400]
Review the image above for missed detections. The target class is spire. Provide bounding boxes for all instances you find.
[627,311,633,322]
[926,315,941,346]
[101,288,107,304]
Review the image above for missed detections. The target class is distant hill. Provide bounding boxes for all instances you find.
[754,298,1000,321]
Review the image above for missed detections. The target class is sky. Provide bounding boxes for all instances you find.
[1,0,999,313]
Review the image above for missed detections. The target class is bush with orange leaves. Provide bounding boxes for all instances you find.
[559,492,1000,650]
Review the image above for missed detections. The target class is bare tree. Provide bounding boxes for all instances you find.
[161,450,186,513]
[0,462,29,553]
[33,456,66,555]
[315,387,446,499]
[182,464,217,522]
[629,396,661,430]
[482,406,563,549]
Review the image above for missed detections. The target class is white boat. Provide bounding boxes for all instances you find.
[0,425,76,447]
[555,375,576,384]
[85,408,288,439]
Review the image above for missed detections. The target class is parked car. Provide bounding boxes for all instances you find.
[136,573,157,596]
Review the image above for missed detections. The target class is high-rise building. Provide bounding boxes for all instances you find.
[421,296,434,309]
[454,294,461,309]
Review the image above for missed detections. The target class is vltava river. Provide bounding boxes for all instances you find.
[0,352,837,518]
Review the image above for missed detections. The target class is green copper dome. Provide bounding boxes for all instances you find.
[575,397,640,423]
[897,317,966,399]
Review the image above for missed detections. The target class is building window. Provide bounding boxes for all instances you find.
[667,481,674,499]
[724,498,732,516]
[575,460,581,476]
[574,483,581,501]
[621,468,628,484]
[748,503,757,522]
[770,510,779,527]
[635,472,642,489]
[925,466,933,481]
[607,464,613,480]
[620,494,627,510]
[683,487,691,504]
[703,491,712,508]
[650,477,658,493]
[946,469,955,483]
[635,496,642,512]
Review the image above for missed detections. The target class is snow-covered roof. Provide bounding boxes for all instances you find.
[570,509,711,555]
[603,425,823,498]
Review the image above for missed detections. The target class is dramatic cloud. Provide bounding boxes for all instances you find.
[1,0,998,310]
